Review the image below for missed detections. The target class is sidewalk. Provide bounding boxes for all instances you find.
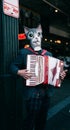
[46,78,70,130]
[46,104,70,130]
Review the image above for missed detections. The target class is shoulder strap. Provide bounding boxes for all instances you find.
[41,49,47,56]
[26,47,38,54]
[26,47,47,55]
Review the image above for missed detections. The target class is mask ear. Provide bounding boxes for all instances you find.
[37,24,42,32]
[24,26,30,34]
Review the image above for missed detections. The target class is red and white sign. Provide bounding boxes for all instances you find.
[3,0,19,18]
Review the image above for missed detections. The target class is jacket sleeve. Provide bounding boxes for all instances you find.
[45,50,53,57]
[10,49,26,75]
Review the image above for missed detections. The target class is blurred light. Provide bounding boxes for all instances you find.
[24,44,29,48]
[50,39,52,42]
[55,40,61,44]
[55,9,58,13]
[45,38,48,41]
[18,33,26,40]
[66,42,68,45]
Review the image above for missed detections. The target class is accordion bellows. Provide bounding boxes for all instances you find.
[26,55,64,87]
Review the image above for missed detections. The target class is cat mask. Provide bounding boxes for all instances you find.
[24,24,42,51]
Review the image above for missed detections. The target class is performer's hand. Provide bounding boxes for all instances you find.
[60,69,68,80]
[17,69,32,79]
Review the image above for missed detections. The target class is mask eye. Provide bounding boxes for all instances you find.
[28,31,34,38]
[38,32,41,37]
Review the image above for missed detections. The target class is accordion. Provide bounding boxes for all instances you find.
[26,55,64,87]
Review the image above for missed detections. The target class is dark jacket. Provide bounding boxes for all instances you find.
[10,47,55,99]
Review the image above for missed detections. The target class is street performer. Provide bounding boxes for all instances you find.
[10,24,67,130]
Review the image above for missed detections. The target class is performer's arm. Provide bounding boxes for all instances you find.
[17,69,32,79]
[10,49,32,79]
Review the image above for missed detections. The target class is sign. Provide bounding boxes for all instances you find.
[3,0,19,18]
